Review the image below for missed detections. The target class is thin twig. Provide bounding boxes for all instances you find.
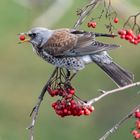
[123,12,140,34]
[99,104,140,140]
[27,68,58,140]
[87,82,140,105]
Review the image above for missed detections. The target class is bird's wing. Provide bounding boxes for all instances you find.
[43,28,120,57]
[63,30,120,57]
[63,40,120,57]
[42,28,78,56]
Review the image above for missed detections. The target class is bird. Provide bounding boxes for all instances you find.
[19,27,134,87]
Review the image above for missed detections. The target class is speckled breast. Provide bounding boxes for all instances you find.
[40,50,85,71]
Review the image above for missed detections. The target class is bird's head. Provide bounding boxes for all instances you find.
[19,27,53,48]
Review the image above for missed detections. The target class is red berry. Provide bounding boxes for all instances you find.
[118,29,125,35]
[79,110,84,115]
[70,99,76,105]
[47,87,53,95]
[91,22,96,28]
[51,102,56,108]
[67,110,72,115]
[134,40,138,45]
[125,35,131,40]
[120,34,126,39]
[71,104,76,109]
[87,21,96,28]
[132,130,138,135]
[68,88,75,95]
[135,110,140,118]
[134,133,140,139]
[130,38,135,43]
[114,18,119,23]
[87,22,92,28]
[84,108,91,115]
[136,120,140,129]
[118,30,122,35]
[19,35,25,41]
[137,34,140,39]
[63,108,68,114]
[127,29,135,38]
[52,89,59,96]
[88,106,94,112]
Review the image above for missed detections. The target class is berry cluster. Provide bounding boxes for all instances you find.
[87,18,119,29]
[48,85,75,98]
[118,29,140,45]
[52,98,94,117]
[48,83,94,117]
[131,109,140,139]
[87,17,140,46]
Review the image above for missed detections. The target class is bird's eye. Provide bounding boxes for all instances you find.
[28,33,36,38]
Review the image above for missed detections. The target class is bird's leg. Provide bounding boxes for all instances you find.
[65,69,77,82]
[65,69,71,85]
[66,69,71,81]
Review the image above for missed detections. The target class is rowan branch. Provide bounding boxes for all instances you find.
[86,82,140,106]
[27,68,58,140]
[73,0,103,29]
[123,12,140,34]
[99,104,140,140]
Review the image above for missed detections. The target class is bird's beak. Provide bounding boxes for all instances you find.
[19,39,30,43]
[18,33,31,44]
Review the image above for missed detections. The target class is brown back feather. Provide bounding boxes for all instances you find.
[43,29,78,56]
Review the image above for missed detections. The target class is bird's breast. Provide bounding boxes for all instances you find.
[34,49,85,71]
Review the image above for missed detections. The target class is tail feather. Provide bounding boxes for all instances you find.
[93,60,134,87]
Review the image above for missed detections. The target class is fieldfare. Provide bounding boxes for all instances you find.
[19,27,134,87]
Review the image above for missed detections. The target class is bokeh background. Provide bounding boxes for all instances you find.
[0,0,140,140]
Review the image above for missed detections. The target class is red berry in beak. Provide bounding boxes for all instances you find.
[19,35,26,41]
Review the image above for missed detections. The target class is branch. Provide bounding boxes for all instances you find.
[99,104,140,140]
[27,68,58,140]
[86,81,140,105]
[73,0,103,29]
[123,12,140,34]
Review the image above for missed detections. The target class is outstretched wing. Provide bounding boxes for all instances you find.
[42,28,120,57]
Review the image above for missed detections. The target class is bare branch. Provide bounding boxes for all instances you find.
[99,104,140,140]
[87,82,140,105]
[27,68,58,140]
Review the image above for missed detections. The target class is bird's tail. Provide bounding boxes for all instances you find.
[92,59,134,87]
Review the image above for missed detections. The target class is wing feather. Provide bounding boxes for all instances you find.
[42,28,120,57]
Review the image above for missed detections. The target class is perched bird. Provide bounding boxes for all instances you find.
[20,27,134,87]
